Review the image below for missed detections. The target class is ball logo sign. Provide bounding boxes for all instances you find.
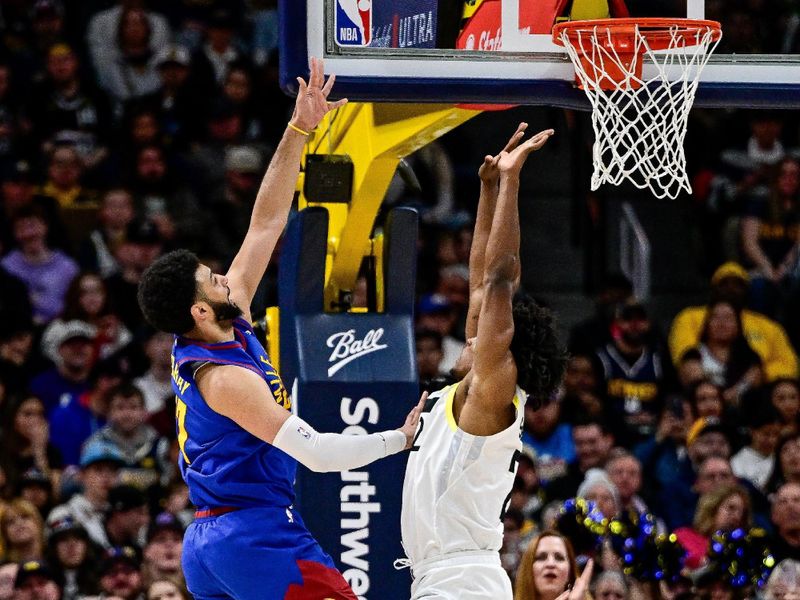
[326,328,387,376]
[335,0,372,46]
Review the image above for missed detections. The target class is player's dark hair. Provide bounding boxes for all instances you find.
[137,249,199,334]
[510,296,567,409]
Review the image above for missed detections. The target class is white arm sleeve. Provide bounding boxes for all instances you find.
[272,414,407,473]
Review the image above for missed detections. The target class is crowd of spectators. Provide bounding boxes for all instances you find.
[0,1,288,598]
[0,0,799,599]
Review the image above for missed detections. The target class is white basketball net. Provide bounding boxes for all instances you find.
[559,23,721,199]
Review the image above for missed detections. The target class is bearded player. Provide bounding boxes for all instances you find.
[137,58,424,600]
[400,124,567,599]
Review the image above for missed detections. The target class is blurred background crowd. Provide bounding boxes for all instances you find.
[0,1,799,599]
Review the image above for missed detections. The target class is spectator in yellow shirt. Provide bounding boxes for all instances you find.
[669,262,798,381]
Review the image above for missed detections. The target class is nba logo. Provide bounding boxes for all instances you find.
[335,0,372,46]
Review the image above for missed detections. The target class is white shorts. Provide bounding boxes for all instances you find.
[409,552,513,600]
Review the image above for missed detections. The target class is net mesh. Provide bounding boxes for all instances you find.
[557,21,721,199]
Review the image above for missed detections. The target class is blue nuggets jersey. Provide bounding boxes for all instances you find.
[171,317,296,509]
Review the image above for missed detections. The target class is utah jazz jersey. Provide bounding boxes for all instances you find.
[171,317,295,510]
[402,382,526,565]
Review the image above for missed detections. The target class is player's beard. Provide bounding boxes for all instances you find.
[209,299,243,323]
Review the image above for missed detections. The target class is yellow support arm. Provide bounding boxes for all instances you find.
[298,102,480,311]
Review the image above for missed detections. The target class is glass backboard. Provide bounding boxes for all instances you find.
[279,0,800,108]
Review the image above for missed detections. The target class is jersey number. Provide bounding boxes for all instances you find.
[176,397,191,465]
[499,449,522,520]
[410,416,425,452]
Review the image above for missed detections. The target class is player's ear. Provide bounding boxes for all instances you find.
[190,301,209,323]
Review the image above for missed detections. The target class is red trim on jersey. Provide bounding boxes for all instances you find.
[284,560,358,599]
[194,506,241,518]
[177,338,242,350]
[174,355,263,377]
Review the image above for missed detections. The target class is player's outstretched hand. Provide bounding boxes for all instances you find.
[478,122,529,185]
[399,391,428,450]
[555,558,593,600]
[290,56,348,133]
[497,128,554,174]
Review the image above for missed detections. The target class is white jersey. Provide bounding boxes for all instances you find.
[400,381,525,593]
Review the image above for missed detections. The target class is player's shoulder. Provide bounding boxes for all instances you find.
[423,377,462,409]
[196,361,261,393]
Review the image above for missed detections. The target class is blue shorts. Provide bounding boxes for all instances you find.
[182,506,357,600]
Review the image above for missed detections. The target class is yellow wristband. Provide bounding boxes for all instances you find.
[288,122,310,136]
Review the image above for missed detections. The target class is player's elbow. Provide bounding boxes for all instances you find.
[303,458,335,473]
[484,254,520,287]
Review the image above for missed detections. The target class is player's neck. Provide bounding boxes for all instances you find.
[185,321,236,344]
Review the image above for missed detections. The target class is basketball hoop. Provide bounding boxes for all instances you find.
[553,18,721,199]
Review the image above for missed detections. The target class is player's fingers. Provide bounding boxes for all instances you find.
[322,72,336,97]
[529,130,554,150]
[503,122,528,152]
[328,98,348,110]
[308,56,322,89]
[296,77,308,96]
[416,391,428,412]
[580,559,594,583]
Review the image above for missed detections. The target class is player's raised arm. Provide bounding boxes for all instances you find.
[465,123,528,340]
[226,57,347,312]
[199,366,425,473]
[469,130,554,415]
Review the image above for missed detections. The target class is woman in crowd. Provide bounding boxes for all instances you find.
[771,379,800,436]
[688,300,763,406]
[766,432,800,494]
[576,469,620,521]
[689,379,726,420]
[0,498,45,562]
[674,484,752,569]
[514,531,593,600]
[41,272,132,363]
[44,518,100,600]
[222,61,266,143]
[0,396,63,494]
[95,7,164,108]
[740,156,800,318]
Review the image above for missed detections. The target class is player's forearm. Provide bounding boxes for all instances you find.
[483,173,521,283]
[470,180,499,292]
[272,414,407,473]
[248,125,308,232]
[466,181,499,338]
